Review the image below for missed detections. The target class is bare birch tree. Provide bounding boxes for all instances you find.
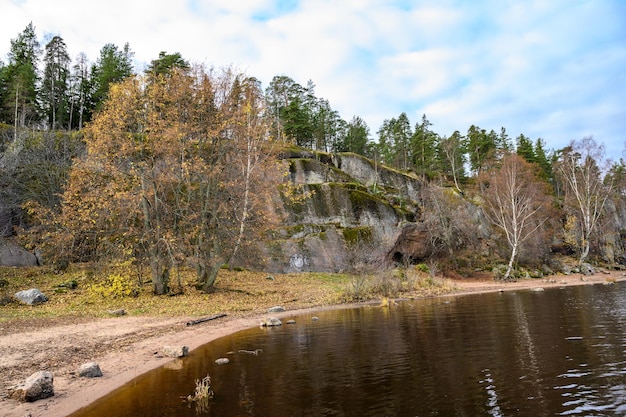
[481,153,551,280]
[556,137,611,265]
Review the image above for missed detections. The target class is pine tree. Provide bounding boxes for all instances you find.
[42,35,70,129]
[2,23,41,132]
[516,134,536,164]
[90,43,134,112]
[411,114,438,179]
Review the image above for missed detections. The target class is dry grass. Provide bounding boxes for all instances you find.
[0,264,458,325]
[0,265,353,323]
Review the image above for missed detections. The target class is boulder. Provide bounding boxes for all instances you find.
[162,346,189,358]
[8,371,54,402]
[215,358,230,365]
[78,362,102,378]
[580,263,595,276]
[267,306,285,313]
[14,288,48,305]
[0,241,40,267]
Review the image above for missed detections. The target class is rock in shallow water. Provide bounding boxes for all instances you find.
[260,317,282,327]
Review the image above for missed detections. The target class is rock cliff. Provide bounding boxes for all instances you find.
[256,149,428,273]
[253,148,626,274]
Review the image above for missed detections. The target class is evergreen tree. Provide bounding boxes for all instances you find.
[145,51,189,78]
[42,35,70,129]
[534,138,554,183]
[265,75,308,145]
[411,114,438,179]
[1,23,41,131]
[312,98,343,152]
[466,125,496,176]
[376,113,412,170]
[337,115,369,155]
[516,134,536,164]
[90,43,134,112]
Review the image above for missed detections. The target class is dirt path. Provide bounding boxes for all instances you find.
[1,271,623,417]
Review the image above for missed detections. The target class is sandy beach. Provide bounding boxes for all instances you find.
[1,270,623,417]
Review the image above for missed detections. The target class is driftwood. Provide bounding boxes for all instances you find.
[186,313,227,326]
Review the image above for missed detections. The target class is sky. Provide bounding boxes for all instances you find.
[1,0,625,159]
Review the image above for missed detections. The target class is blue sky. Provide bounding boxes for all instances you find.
[1,0,625,159]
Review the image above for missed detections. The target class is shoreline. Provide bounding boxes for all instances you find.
[2,271,624,417]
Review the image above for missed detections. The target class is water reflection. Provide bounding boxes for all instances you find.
[71,282,626,417]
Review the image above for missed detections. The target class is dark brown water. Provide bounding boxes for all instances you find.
[71,282,626,416]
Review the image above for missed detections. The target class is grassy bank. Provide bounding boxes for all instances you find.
[0,264,457,324]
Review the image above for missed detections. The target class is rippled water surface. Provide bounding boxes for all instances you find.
[72,282,626,416]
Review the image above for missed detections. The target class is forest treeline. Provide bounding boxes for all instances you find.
[1,23,625,293]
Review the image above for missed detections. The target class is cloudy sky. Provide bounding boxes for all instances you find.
[1,0,625,158]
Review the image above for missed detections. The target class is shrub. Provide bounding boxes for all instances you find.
[88,273,139,299]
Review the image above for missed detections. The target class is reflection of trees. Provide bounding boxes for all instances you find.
[194,286,626,415]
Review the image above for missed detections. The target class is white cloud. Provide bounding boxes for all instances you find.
[0,0,624,156]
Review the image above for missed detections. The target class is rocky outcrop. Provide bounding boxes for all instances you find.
[256,149,423,273]
[254,147,626,273]
[8,371,54,402]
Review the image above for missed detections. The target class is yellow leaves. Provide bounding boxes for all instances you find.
[88,273,139,299]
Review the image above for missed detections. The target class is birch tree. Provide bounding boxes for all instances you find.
[556,137,611,265]
[481,153,551,280]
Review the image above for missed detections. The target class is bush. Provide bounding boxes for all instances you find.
[88,273,139,299]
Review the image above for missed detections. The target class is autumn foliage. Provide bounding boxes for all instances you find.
[31,67,284,294]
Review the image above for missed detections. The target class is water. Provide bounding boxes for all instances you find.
[70,282,626,416]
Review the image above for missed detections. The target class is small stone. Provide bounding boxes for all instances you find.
[531,287,545,292]
[286,319,296,325]
[312,316,320,321]
[162,346,189,358]
[8,371,54,402]
[78,362,103,378]
[215,358,230,365]
[107,309,126,316]
[267,306,285,313]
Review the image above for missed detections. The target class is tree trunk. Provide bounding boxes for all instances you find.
[579,236,590,266]
[197,262,220,293]
[151,257,170,295]
[503,243,518,280]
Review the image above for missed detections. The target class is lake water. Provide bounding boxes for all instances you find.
[70,282,626,416]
